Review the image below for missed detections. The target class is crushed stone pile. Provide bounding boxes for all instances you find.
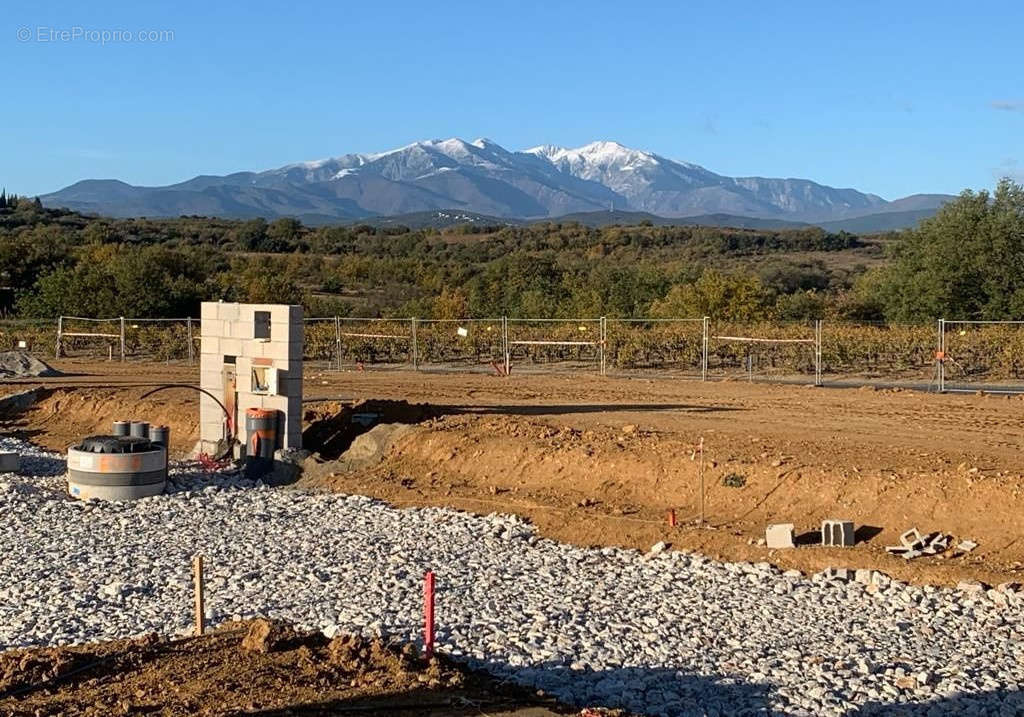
[1,436,1023,715]
[0,351,61,379]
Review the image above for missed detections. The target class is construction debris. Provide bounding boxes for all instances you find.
[0,351,62,379]
[765,523,795,549]
[957,539,979,554]
[885,527,952,559]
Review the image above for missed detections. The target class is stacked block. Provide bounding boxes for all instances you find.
[199,302,303,455]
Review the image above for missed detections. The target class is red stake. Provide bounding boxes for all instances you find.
[423,570,435,659]
[667,508,677,528]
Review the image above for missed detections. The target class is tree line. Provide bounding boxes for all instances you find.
[1,179,1021,322]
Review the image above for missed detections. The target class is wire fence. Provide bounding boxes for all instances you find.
[6,314,1024,391]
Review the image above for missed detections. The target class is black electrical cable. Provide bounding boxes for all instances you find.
[137,384,236,459]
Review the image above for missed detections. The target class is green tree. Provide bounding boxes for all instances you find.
[868,179,1024,321]
[650,270,773,319]
[266,217,303,248]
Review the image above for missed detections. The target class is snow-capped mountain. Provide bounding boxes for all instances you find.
[41,138,948,224]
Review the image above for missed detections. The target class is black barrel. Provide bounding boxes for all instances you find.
[130,421,150,439]
[150,425,170,448]
[112,421,131,437]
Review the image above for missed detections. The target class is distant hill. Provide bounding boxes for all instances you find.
[540,210,810,229]
[41,137,954,226]
[818,209,939,233]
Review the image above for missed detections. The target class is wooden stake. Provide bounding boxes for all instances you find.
[698,437,705,525]
[666,508,676,528]
[193,555,205,636]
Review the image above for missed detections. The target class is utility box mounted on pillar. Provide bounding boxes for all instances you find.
[197,302,303,458]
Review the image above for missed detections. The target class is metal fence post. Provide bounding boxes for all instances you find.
[55,316,63,359]
[814,319,823,386]
[937,318,945,393]
[502,316,510,376]
[411,318,419,371]
[186,317,194,365]
[701,316,709,381]
[119,317,126,362]
[334,316,342,371]
[599,316,607,376]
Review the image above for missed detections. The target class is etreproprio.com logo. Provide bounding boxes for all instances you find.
[17,26,174,44]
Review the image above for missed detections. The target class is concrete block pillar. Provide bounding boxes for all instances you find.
[198,301,303,456]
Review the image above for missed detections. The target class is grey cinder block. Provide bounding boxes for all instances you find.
[821,519,855,547]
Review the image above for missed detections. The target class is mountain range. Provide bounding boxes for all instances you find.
[40,138,953,230]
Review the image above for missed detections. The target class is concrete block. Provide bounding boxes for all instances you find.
[259,341,291,361]
[217,302,240,322]
[822,520,855,547]
[0,452,20,473]
[200,302,218,320]
[222,319,252,341]
[201,335,221,356]
[199,392,220,414]
[765,523,795,549]
[235,356,252,379]
[899,527,924,549]
[261,394,288,412]
[200,420,226,444]
[220,338,242,357]
[201,318,223,338]
[854,568,872,585]
[199,369,223,391]
[241,339,263,359]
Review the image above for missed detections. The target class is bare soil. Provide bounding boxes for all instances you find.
[0,620,578,716]
[5,359,1024,586]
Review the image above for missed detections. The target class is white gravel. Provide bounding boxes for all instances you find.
[2,436,1023,716]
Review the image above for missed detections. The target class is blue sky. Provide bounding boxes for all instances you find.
[4,0,1022,199]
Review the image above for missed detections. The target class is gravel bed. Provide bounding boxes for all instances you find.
[1,437,1022,715]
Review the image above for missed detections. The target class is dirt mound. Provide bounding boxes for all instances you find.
[306,407,1024,588]
[303,398,433,460]
[0,387,199,458]
[0,620,575,716]
[0,646,88,695]
[0,352,61,379]
[239,618,304,653]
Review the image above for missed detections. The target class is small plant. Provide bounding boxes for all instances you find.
[721,472,746,488]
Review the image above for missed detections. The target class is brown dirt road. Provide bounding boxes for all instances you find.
[5,359,1024,587]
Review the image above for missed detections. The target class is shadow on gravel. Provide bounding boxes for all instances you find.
[851,688,1024,715]
[250,663,772,716]
[17,456,67,477]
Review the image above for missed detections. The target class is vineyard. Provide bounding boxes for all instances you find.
[3,315,1024,388]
